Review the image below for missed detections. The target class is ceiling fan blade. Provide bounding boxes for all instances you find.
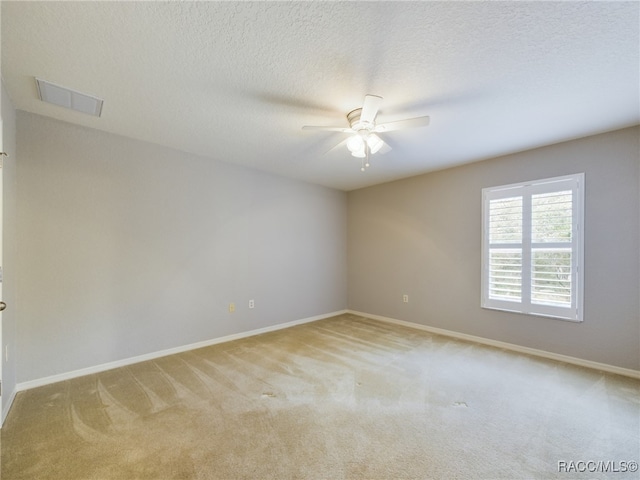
[302,125,353,133]
[375,116,430,133]
[325,137,351,155]
[378,140,392,154]
[360,95,383,124]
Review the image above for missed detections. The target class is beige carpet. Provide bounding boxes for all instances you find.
[1,314,639,479]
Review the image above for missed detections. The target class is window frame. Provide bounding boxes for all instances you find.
[481,173,585,322]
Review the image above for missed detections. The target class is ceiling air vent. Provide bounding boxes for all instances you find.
[35,78,104,117]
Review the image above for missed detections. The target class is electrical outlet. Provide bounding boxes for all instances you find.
[229,303,235,313]
[403,294,409,303]
[249,299,255,309]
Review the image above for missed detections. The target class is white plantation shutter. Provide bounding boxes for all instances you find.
[482,174,584,321]
[531,190,572,308]
[487,196,522,301]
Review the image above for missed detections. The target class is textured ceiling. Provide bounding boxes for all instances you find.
[2,1,639,191]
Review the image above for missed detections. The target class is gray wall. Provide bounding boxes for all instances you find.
[11,110,640,387]
[2,81,18,418]
[348,127,640,370]
[16,112,348,383]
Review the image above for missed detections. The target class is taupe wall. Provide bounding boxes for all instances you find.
[348,127,640,370]
[16,112,348,383]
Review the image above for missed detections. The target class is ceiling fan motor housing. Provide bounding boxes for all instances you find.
[347,108,375,133]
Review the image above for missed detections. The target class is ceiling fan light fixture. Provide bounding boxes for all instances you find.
[346,135,364,153]
[367,134,384,154]
[351,144,366,158]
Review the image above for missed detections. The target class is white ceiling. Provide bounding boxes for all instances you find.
[2,1,638,191]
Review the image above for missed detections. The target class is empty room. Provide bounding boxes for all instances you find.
[0,2,639,479]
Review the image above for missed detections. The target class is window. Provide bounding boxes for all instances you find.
[482,173,584,322]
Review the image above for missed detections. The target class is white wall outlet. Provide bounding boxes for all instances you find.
[229,303,235,313]
[249,299,255,309]
[403,294,409,303]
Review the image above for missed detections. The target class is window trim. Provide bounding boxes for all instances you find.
[481,173,584,322]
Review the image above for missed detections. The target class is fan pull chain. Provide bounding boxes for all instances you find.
[361,142,368,171]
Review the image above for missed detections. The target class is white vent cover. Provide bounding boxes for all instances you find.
[35,78,103,117]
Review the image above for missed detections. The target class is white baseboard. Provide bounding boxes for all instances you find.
[347,310,640,380]
[1,386,18,427]
[12,307,639,404]
[16,310,348,393]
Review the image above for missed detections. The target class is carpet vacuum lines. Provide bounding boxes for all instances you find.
[1,314,638,479]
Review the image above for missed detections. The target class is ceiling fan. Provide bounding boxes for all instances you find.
[302,95,430,171]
